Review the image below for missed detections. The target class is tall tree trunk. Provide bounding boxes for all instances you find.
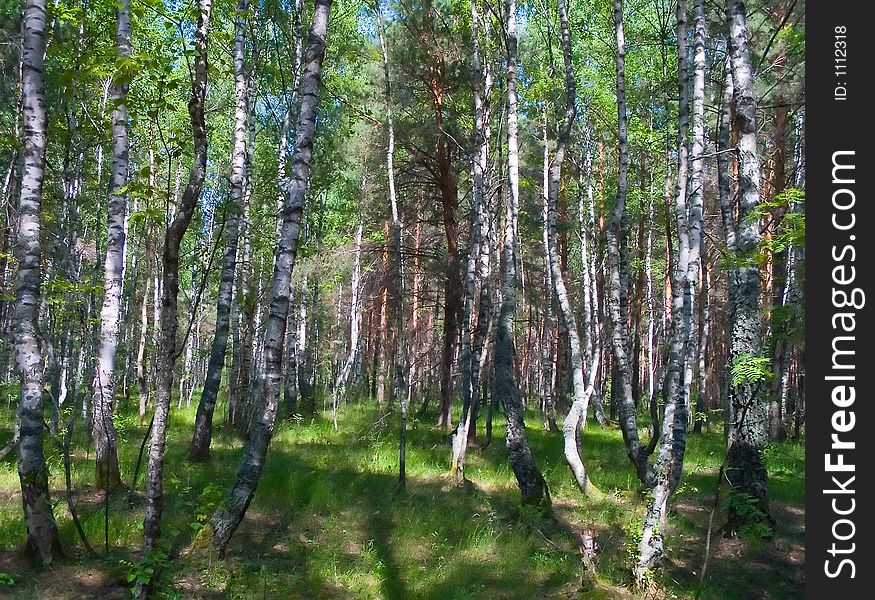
[14,0,63,564]
[687,0,707,432]
[140,0,213,572]
[451,0,492,483]
[279,67,301,415]
[375,4,409,489]
[494,0,548,506]
[724,0,770,532]
[297,272,313,412]
[767,100,790,442]
[230,186,253,428]
[331,217,363,427]
[467,210,494,442]
[408,215,422,406]
[190,0,249,461]
[137,240,156,423]
[209,0,331,554]
[582,134,606,425]
[435,78,462,432]
[606,0,654,487]
[644,129,656,425]
[540,116,557,432]
[284,281,299,413]
[635,0,703,582]
[549,0,601,498]
[90,0,131,491]
[693,245,709,434]
[375,224,389,405]
[778,111,804,434]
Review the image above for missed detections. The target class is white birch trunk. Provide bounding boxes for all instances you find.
[140,0,213,581]
[190,0,249,460]
[723,0,770,532]
[331,218,363,428]
[91,0,131,491]
[14,0,63,565]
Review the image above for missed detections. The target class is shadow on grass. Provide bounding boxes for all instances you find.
[0,402,805,600]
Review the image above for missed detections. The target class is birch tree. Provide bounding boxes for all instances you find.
[190,0,250,461]
[546,0,602,499]
[374,1,409,489]
[606,0,654,487]
[635,0,705,582]
[209,0,332,553]
[331,215,363,428]
[14,0,63,565]
[451,0,491,483]
[91,0,131,491]
[493,0,548,506]
[723,0,771,532]
[140,0,213,576]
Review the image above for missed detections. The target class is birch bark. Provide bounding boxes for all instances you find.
[724,0,770,532]
[15,0,63,564]
[90,0,131,490]
[209,0,332,553]
[140,0,213,573]
[493,0,548,505]
[190,0,249,461]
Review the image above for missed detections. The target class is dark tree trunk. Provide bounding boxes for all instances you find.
[190,0,249,462]
[209,0,331,554]
[493,0,549,506]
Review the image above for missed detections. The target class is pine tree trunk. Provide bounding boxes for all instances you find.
[435,73,462,431]
[190,0,249,461]
[14,0,63,564]
[209,0,331,554]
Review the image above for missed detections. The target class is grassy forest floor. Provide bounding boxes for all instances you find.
[0,399,803,599]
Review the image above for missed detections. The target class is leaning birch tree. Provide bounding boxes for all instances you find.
[547,0,601,499]
[190,0,250,462]
[140,0,213,576]
[209,0,332,554]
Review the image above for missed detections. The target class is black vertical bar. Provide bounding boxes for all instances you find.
[806,2,870,596]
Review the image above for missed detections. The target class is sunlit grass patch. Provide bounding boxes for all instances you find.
[0,397,803,599]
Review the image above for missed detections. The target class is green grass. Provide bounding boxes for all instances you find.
[0,398,804,599]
